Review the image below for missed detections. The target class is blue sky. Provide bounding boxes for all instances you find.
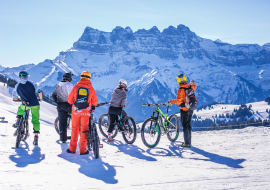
[0,0,269,67]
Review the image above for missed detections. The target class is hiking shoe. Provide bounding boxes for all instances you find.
[33,135,39,145]
[12,122,19,128]
[107,138,115,142]
[66,149,75,154]
[181,143,191,148]
[80,150,89,155]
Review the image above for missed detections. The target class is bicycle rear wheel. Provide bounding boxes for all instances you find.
[141,118,161,148]
[122,116,137,144]
[21,120,29,141]
[166,114,180,142]
[98,113,118,138]
[92,123,99,159]
[54,117,60,134]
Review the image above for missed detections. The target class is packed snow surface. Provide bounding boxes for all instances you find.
[0,83,270,189]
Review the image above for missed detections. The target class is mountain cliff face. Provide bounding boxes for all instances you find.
[1,24,270,121]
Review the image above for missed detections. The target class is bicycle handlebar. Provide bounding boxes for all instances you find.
[95,102,109,108]
[141,103,167,107]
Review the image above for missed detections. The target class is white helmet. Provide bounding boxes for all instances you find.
[119,79,127,88]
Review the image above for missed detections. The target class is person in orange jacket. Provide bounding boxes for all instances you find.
[170,74,196,148]
[66,71,98,155]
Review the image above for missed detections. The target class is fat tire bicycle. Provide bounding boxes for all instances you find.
[98,106,137,144]
[141,102,180,148]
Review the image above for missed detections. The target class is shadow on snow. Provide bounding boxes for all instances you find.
[102,139,157,161]
[57,140,118,184]
[147,141,245,168]
[9,141,45,167]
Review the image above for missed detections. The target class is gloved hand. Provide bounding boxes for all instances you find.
[165,101,172,107]
[190,79,195,85]
[120,105,126,108]
[91,105,95,112]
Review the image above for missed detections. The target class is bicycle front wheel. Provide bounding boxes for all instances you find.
[122,116,137,144]
[98,113,118,138]
[166,114,180,142]
[141,118,161,148]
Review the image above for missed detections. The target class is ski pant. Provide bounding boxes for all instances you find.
[180,110,193,145]
[17,105,40,133]
[57,102,71,141]
[69,114,89,153]
[108,114,119,133]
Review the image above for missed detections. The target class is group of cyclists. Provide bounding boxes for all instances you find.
[12,70,196,153]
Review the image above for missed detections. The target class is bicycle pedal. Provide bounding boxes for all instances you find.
[99,144,103,148]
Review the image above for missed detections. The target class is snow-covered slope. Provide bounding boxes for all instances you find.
[0,82,270,189]
[1,24,270,121]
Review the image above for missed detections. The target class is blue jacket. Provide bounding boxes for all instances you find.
[12,79,41,107]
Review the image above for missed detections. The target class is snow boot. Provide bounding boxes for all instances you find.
[33,135,38,145]
[107,137,115,142]
[12,122,19,128]
[181,143,191,148]
[80,150,89,155]
[66,149,75,154]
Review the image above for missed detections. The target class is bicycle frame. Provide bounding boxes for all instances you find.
[151,105,176,133]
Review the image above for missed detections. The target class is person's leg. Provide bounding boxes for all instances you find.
[108,114,117,134]
[57,104,68,142]
[79,116,89,154]
[68,114,80,152]
[30,106,40,133]
[180,110,189,145]
[187,110,193,145]
[13,105,24,127]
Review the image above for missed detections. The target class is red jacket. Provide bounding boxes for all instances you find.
[68,79,98,116]
[170,82,196,111]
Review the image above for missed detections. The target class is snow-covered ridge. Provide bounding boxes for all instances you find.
[1,24,270,121]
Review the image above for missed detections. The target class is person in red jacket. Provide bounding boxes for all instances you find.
[66,71,98,155]
[170,74,196,148]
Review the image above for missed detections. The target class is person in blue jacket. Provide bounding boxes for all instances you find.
[12,70,42,145]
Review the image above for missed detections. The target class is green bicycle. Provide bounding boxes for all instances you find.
[141,102,180,148]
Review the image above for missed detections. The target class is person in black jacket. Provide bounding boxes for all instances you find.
[52,72,73,143]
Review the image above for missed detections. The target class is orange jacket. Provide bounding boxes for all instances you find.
[68,79,98,116]
[170,82,196,111]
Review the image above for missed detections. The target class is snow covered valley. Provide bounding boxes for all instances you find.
[0,83,270,189]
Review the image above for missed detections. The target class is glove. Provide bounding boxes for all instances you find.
[91,105,95,112]
[165,101,172,107]
[120,105,126,108]
[190,79,195,85]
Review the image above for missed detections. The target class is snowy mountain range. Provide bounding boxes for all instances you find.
[1,24,270,121]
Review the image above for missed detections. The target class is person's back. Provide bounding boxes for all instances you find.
[67,71,98,155]
[12,70,42,145]
[52,72,73,143]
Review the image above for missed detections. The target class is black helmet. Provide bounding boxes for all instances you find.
[19,70,29,79]
[63,72,73,82]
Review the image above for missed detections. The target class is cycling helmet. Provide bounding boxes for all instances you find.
[19,70,29,79]
[119,79,127,88]
[63,72,73,82]
[176,74,187,84]
[80,71,91,80]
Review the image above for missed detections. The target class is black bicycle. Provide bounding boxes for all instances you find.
[84,103,107,159]
[14,102,30,148]
[141,102,180,148]
[98,107,137,144]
